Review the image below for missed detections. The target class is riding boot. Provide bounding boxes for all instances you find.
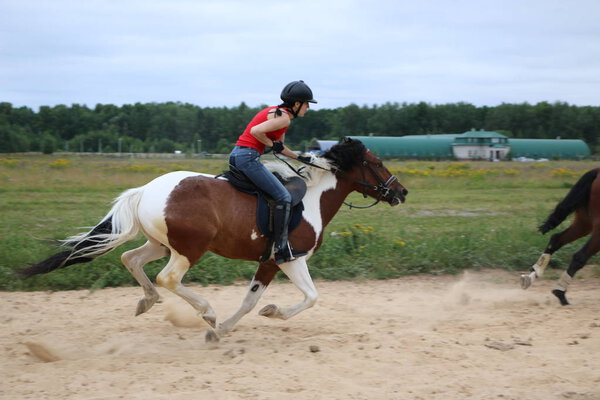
[273,201,308,264]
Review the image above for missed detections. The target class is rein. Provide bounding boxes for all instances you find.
[273,152,397,210]
[272,153,312,179]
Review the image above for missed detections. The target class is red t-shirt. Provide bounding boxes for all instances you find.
[236,106,289,153]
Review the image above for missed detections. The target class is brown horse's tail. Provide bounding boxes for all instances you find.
[539,168,599,234]
[19,187,144,278]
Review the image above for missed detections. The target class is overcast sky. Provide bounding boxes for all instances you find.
[1,0,599,110]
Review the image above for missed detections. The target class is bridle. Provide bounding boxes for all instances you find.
[274,152,399,209]
[336,159,398,209]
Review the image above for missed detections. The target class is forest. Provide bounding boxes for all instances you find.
[0,100,598,154]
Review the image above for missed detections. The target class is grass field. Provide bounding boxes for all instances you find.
[1,154,598,291]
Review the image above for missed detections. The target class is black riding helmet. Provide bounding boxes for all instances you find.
[280,80,317,105]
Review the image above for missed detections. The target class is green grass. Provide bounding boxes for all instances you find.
[1,155,598,291]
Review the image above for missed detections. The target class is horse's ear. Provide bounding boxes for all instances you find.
[342,136,351,143]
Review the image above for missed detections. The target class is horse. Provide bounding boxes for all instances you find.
[520,167,600,305]
[20,137,408,343]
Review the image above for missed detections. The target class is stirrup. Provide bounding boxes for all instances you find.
[274,243,307,264]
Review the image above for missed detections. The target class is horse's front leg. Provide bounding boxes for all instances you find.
[521,253,552,289]
[522,218,592,290]
[521,229,570,289]
[552,234,600,305]
[205,262,279,344]
[258,258,318,320]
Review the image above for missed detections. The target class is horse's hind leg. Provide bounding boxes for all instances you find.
[552,231,600,306]
[522,210,591,289]
[121,240,169,316]
[206,262,280,343]
[258,258,318,320]
[156,251,217,328]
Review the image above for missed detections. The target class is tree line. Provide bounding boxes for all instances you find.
[0,101,598,154]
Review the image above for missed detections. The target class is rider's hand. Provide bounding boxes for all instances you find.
[297,155,312,163]
[271,141,284,154]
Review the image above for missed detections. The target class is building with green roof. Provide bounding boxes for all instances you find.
[452,131,510,161]
[508,139,590,159]
[347,135,456,159]
[341,131,590,160]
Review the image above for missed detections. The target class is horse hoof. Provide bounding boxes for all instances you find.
[203,314,217,329]
[258,304,278,317]
[135,297,157,316]
[520,274,532,290]
[205,329,220,345]
[135,302,149,316]
[552,289,570,306]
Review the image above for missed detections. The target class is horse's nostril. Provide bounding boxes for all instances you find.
[402,188,408,196]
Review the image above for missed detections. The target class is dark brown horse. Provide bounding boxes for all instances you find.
[521,168,600,305]
[21,138,407,342]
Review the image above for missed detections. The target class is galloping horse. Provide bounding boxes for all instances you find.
[21,138,407,342]
[521,168,600,305]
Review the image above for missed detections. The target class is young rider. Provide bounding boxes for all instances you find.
[229,80,316,264]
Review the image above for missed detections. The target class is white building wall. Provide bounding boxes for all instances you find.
[453,146,509,160]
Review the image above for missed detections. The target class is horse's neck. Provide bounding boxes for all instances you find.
[318,178,354,228]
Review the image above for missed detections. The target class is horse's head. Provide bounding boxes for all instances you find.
[323,137,408,206]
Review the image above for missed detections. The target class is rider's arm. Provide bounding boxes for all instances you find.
[250,114,290,147]
[277,133,299,159]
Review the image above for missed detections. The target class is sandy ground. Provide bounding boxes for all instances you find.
[1,268,600,400]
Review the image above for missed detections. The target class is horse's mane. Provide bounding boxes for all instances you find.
[323,138,366,171]
[265,138,366,185]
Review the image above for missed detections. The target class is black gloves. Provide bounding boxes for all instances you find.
[271,141,284,154]
[297,155,312,163]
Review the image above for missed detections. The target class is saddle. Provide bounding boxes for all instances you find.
[217,167,306,261]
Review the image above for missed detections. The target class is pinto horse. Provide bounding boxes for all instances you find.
[21,138,407,342]
[521,168,600,305]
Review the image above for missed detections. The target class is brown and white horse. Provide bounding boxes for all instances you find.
[22,138,407,342]
[521,168,600,305]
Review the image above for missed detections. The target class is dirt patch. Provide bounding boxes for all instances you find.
[1,269,600,399]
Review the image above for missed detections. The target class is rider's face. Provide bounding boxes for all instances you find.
[296,101,309,117]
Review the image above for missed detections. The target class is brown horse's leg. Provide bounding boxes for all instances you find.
[553,229,600,305]
[522,210,591,289]
[545,210,592,254]
[156,251,217,328]
[121,240,169,315]
[206,261,280,343]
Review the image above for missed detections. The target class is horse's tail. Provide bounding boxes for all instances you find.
[538,168,599,234]
[19,187,144,278]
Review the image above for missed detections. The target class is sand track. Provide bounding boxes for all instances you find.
[1,269,600,400]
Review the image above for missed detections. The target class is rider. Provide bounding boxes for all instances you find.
[229,80,316,264]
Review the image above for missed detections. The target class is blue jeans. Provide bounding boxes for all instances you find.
[229,146,291,203]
